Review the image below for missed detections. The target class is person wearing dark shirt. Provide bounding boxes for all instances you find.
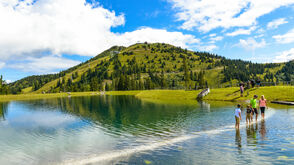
[246,105,252,124]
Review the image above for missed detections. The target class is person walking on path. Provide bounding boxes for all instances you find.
[250,95,258,121]
[259,95,268,120]
[235,104,242,129]
[240,83,244,97]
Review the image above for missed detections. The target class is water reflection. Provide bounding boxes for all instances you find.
[198,101,210,112]
[246,123,258,146]
[13,96,199,138]
[259,120,266,140]
[235,129,242,153]
[0,102,8,120]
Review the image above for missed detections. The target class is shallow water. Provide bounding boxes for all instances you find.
[0,96,293,165]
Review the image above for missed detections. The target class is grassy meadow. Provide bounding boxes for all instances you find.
[1,86,293,105]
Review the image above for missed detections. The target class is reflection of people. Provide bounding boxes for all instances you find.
[235,104,242,129]
[259,95,268,120]
[250,95,258,121]
[246,123,258,145]
[246,105,252,124]
[235,129,242,152]
[260,120,266,140]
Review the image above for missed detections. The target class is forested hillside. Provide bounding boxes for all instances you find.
[2,43,293,94]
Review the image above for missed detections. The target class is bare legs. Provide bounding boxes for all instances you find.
[261,113,265,120]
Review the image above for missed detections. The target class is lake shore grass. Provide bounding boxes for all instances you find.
[0,92,100,102]
[0,86,293,103]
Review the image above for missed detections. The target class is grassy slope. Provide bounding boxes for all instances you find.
[1,86,293,103]
[34,56,109,93]
[133,86,294,102]
[22,43,284,94]
[33,43,221,93]
[204,86,294,102]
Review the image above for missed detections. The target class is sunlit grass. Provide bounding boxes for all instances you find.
[1,86,293,103]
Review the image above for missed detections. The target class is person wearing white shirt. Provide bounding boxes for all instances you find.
[235,104,242,129]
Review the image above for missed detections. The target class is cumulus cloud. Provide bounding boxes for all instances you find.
[0,0,201,73]
[196,45,218,51]
[267,18,288,29]
[169,0,294,32]
[0,0,200,59]
[5,80,12,84]
[0,62,5,69]
[114,27,200,48]
[226,26,256,36]
[0,0,125,59]
[273,48,294,62]
[9,56,81,73]
[238,38,266,51]
[273,28,294,44]
[209,36,223,43]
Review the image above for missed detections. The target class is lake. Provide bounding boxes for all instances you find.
[0,95,293,164]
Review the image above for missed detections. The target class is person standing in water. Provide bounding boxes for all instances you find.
[250,95,258,121]
[259,95,268,120]
[235,104,242,129]
[246,105,252,124]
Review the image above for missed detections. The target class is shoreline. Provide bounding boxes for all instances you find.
[0,86,293,104]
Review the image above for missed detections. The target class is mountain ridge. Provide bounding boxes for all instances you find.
[6,42,293,94]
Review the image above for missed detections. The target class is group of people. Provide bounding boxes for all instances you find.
[234,95,268,129]
[239,79,261,97]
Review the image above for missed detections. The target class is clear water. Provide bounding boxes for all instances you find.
[0,96,293,165]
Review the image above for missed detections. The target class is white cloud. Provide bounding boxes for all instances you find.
[9,56,80,73]
[238,38,266,51]
[169,0,294,32]
[209,36,223,43]
[209,33,216,37]
[273,48,294,62]
[197,45,218,51]
[114,27,200,48]
[254,34,264,38]
[5,80,12,84]
[0,0,202,75]
[0,0,200,62]
[273,28,294,44]
[0,0,125,60]
[226,26,256,36]
[267,18,288,29]
[0,62,5,69]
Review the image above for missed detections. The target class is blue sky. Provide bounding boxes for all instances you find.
[0,0,294,82]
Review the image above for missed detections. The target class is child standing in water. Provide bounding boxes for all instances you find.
[235,104,242,129]
[246,105,252,124]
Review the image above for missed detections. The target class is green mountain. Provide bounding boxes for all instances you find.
[4,43,294,94]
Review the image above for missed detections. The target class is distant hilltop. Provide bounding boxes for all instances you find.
[5,42,294,94]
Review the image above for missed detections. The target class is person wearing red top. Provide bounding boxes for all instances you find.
[259,95,268,120]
